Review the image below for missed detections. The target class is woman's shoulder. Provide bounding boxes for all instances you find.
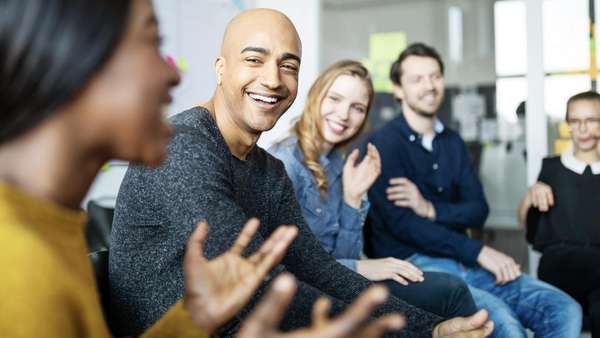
[541,155,563,172]
[268,136,302,164]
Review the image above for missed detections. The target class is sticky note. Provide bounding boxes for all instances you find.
[363,32,407,93]
[165,55,177,68]
[177,57,189,72]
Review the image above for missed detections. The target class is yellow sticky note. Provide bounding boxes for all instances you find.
[177,57,189,72]
[554,139,572,155]
[363,32,407,93]
[558,121,572,139]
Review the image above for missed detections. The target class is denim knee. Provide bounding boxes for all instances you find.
[468,287,527,338]
[489,309,527,338]
[538,286,582,337]
[488,306,527,338]
[551,295,582,325]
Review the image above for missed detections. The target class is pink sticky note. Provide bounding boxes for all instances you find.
[165,55,177,69]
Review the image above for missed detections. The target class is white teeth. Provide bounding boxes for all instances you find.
[249,93,278,103]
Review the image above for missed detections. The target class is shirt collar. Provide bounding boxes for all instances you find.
[560,149,600,175]
[394,111,445,145]
[434,119,445,133]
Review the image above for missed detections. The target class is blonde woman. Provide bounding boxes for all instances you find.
[270,60,478,319]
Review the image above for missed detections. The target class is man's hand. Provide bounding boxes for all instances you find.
[237,274,405,338]
[386,177,435,219]
[183,218,298,335]
[356,258,424,285]
[476,246,522,285]
[433,309,494,338]
[343,143,381,209]
[526,182,554,212]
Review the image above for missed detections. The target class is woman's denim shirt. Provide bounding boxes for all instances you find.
[269,136,369,271]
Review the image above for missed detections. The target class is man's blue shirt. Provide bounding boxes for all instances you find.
[364,112,488,265]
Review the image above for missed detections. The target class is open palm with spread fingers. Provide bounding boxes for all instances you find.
[238,274,405,338]
[343,143,382,209]
[183,218,298,335]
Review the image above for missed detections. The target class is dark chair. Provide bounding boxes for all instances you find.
[85,200,115,333]
[85,200,114,252]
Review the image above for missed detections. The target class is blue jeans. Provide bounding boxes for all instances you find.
[409,254,582,338]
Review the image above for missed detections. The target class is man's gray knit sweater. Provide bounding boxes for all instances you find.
[108,107,441,337]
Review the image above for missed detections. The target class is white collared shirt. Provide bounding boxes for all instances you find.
[560,150,600,175]
[421,119,445,152]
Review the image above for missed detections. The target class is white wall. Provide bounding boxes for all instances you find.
[155,0,246,116]
[255,0,322,148]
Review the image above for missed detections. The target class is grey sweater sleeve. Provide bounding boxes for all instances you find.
[272,170,442,337]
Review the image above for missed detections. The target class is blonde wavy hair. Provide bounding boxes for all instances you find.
[293,60,374,196]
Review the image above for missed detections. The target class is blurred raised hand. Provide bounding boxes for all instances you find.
[343,143,381,209]
[183,218,298,335]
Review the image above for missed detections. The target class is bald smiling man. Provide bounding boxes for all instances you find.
[109,9,493,338]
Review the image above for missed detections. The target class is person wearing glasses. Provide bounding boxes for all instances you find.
[519,90,600,338]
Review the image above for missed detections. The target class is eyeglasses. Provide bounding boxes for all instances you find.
[566,117,600,130]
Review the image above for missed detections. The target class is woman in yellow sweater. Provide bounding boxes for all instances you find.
[0,1,407,338]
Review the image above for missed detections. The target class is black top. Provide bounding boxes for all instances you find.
[109,107,441,338]
[527,156,600,251]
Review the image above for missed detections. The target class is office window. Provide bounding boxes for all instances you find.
[495,0,594,153]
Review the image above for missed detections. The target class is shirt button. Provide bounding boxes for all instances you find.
[437,187,444,193]
[433,163,439,170]
[409,135,416,142]
[316,208,322,214]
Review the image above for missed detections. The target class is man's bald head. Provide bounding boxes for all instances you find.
[210,8,302,142]
[221,8,301,58]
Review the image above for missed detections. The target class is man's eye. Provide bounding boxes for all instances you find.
[282,64,298,72]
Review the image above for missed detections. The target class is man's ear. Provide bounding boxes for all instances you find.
[392,83,404,102]
[215,56,225,85]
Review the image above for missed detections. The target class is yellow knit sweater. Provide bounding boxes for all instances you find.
[0,182,208,338]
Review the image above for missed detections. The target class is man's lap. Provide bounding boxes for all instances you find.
[408,253,580,316]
